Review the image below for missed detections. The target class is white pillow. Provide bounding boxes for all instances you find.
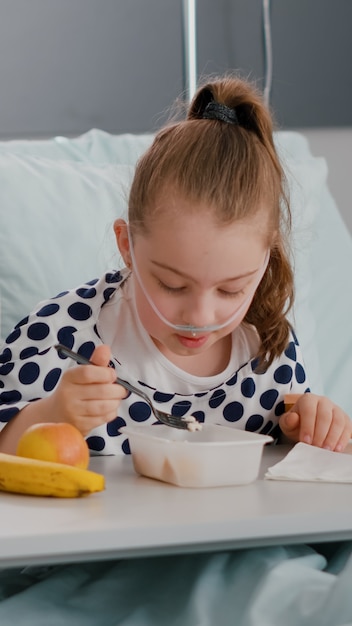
[308,183,352,413]
[275,132,326,395]
[0,154,133,338]
[0,129,154,165]
[276,132,352,414]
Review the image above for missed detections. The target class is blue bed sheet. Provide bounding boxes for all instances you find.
[1,543,352,625]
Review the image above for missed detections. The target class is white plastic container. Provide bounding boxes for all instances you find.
[121,424,273,488]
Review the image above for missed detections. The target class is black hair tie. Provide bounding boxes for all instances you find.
[201,101,238,125]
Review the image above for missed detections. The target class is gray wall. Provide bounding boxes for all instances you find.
[0,1,351,138]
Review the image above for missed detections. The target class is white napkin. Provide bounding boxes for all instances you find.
[265,442,352,482]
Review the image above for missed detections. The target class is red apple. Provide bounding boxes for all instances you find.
[16,423,90,469]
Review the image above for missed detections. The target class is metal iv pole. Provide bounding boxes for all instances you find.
[182,0,197,103]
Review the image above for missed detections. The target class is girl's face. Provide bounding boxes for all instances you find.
[115,196,270,362]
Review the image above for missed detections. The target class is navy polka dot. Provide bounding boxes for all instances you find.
[226,373,238,386]
[245,414,264,431]
[68,302,92,321]
[138,381,156,390]
[43,368,62,392]
[0,390,22,403]
[285,342,297,361]
[260,420,274,435]
[251,358,260,372]
[54,290,69,298]
[241,377,256,398]
[223,401,244,422]
[57,326,77,350]
[27,322,50,341]
[275,400,286,416]
[153,391,175,403]
[209,389,226,408]
[14,316,29,329]
[171,400,192,417]
[87,436,106,451]
[0,348,12,363]
[39,347,51,356]
[273,365,293,384]
[0,362,14,375]
[191,411,205,423]
[122,438,131,454]
[6,328,21,344]
[20,346,39,359]
[0,406,19,422]
[295,362,306,384]
[76,287,97,299]
[195,392,208,398]
[129,401,151,422]
[19,362,40,385]
[93,324,102,340]
[291,329,299,345]
[107,417,126,436]
[86,278,99,286]
[260,389,279,410]
[106,271,123,284]
[78,341,96,360]
[103,288,115,302]
[37,303,60,317]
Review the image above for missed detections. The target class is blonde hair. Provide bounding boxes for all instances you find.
[128,75,294,368]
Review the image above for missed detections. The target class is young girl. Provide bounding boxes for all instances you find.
[0,75,350,455]
[1,74,352,626]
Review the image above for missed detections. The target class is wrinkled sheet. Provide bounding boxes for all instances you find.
[1,543,352,626]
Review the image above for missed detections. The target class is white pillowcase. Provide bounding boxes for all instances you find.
[0,155,133,338]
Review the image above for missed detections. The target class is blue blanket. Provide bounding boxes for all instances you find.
[1,543,352,625]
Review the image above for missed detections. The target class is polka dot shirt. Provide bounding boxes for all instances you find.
[0,269,310,455]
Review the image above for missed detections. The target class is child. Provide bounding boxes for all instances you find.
[1,74,352,626]
[0,75,350,456]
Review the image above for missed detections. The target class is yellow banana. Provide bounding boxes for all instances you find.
[0,452,105,498]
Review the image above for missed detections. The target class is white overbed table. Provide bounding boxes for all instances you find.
[1,444,352,569]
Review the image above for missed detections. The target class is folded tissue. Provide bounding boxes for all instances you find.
[265,442,352,483]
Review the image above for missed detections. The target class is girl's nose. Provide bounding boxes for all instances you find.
[181,294,218,329]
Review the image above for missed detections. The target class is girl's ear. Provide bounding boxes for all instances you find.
[113,219,132,268]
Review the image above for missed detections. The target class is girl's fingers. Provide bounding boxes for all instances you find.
[279,411,300,438]
[78,399,122,419]
[334,427,352,453]
[308,401,335,448]
[281,393,352,452]
[320,409,352,452]
[90,344,112,367]
[280,394,352,452]
[75,382,127,402]
[65,363,116,385]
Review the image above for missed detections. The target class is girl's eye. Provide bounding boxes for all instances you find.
[157,280,185,294]
[157,279,245,298]
[218,288,245,298]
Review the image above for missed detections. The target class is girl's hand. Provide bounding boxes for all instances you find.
[279,393,352,452]
[46,345,127,436]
